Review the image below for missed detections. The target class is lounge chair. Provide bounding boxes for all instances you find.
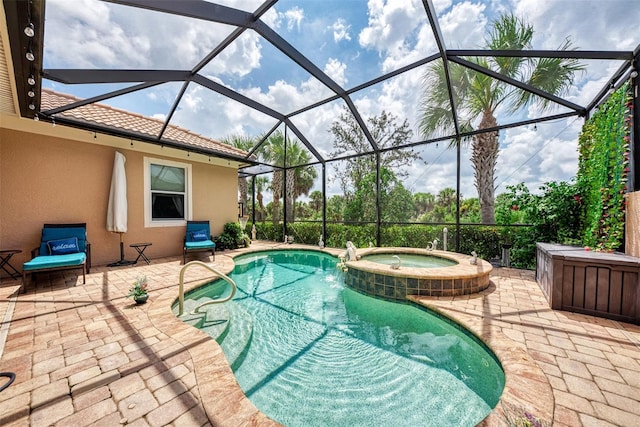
[23,223,91,288]
[184,220,216,263]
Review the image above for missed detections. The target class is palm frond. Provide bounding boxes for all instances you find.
[486,13,533,78]
[512,38,585,111]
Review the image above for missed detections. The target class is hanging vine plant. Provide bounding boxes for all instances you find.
[576,82,632,251]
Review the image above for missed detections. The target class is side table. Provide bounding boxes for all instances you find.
[130,243,152,265]
[0,249,22,280]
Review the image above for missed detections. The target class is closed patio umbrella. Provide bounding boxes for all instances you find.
[107,151,135,266]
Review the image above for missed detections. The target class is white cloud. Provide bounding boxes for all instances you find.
[324,58,348,86]
[46,0,265,76]
[211,32,263,78]
[284,7,305,32]
[42,0,640,200]
[514,0,640,51]
[210,0,263,11]
[495,117,582,194]
[359,0,423,53]
[358,0,486,73]
[496,128,542,189]
[331,18,352,43]
[432,0,454,13]
[45,0,147,68]
[288,101,347,158]
[438,2,487,48]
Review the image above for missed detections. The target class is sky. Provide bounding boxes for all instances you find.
[41,0,640,200]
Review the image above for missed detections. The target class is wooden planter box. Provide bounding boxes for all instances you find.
[536,243,640,324]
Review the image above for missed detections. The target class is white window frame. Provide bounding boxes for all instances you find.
[144,157,193,227]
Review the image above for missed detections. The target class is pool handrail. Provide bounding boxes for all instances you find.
[178,260,237,316]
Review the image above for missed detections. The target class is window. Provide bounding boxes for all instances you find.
[144,157,192,227]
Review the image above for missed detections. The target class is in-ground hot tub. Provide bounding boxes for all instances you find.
[344,248,493,300]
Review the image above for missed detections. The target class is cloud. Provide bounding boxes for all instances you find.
[495,117,582,194]
[514,0,640,51]
[46,0,265,76]
[358,0,423,54]
[209,32,264,78]
[496,128,542,188]
[358,0,487,73]
[324,58,348,86]
[438,2,487,48]
[41,0,639,201]
[331,18,352,43]
[283,7,304,32]
[45,0,146,68]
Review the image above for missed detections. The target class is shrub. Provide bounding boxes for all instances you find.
[495,181,582,269]
[251,222,507,264]
[216,222,250,250]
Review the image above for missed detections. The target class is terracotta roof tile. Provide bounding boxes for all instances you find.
[40,89,249,159]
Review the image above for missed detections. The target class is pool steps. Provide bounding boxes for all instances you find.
[174,298,230,339]
[219,303,254,371]
[173,297,255,371]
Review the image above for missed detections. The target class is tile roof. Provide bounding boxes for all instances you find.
[40,89,249,159]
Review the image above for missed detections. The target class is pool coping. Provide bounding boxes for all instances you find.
[351,247,493,279]
[153,244,553,426]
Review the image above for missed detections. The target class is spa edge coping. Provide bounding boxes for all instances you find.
[346,247,493,280]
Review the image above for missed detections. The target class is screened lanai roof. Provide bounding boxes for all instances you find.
[4,0,640,176]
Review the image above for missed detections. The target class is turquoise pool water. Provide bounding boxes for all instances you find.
[182,250,504,426]
[361,252,458,268]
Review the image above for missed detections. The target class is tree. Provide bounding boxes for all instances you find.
[344,167,414,223]
[286,163,317,222]
[309,190,323,218]
[326,195,345,222]
[413,192,435,219]
[252,176,269,222]
[260,130,317,224]
[222,135,256,211]
[459,197,480,223]
[330,108,423,209]
[419,13,583,223]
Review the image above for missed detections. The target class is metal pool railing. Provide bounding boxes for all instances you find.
[177,261,237,316]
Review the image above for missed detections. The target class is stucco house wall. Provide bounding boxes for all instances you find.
[0,127,239,268]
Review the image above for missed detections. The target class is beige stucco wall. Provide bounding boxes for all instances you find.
[0,127,238,268]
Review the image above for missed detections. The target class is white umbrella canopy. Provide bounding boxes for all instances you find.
[107,151,128,233]
[107,151,135,266]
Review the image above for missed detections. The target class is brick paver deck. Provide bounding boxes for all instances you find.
[0,242,639,426]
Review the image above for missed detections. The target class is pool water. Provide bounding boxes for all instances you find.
[184,250,504,426]
[361,253,458,268]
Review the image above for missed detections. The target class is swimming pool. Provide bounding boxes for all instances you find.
[180,250,504,426]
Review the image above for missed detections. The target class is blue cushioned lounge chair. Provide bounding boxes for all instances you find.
[23,223,91,288]
[184,220,216,263]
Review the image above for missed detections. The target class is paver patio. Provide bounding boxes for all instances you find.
[0,242,639,426]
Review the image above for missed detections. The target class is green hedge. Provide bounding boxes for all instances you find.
[247,222,533,266]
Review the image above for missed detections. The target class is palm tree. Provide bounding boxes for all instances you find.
[253,176,269,222]
[309,190,323,216]
[261,130,317,224]
[284,146,317,223]
[436,188,457,219]
[413,192,435,219]
[222,135,256,211]
[419,14,583,223]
